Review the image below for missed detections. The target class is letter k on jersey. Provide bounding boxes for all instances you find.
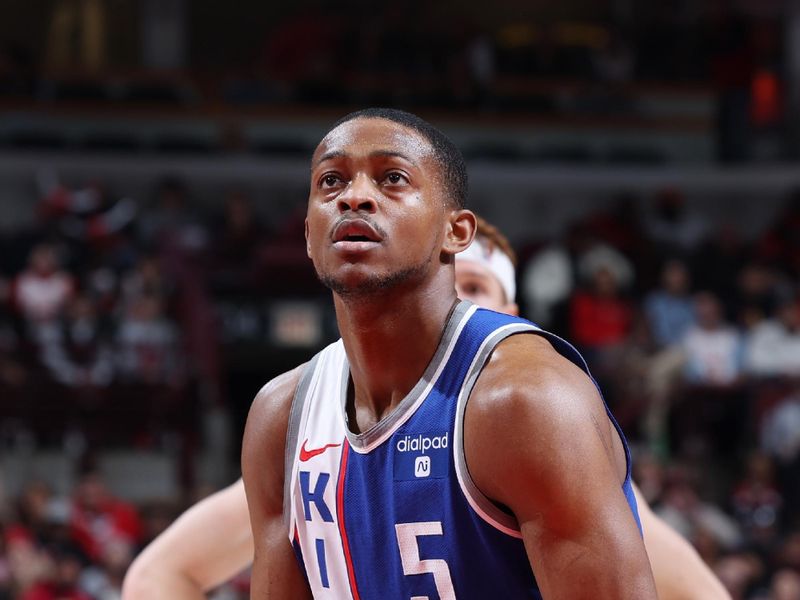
[299,439,342,462]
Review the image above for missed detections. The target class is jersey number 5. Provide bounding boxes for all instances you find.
[395,521,456,600]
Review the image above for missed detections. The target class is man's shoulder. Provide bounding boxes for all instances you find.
[472,332,596,414]
[244,363,308,451]
[248,363,307,427]
[242,363,308,499]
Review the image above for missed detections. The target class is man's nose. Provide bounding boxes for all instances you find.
[337,174,377,213]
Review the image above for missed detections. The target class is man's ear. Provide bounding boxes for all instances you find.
[305,218,312,258]
[442,209,477,257]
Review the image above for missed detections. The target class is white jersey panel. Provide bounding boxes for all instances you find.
[286,340,353,599]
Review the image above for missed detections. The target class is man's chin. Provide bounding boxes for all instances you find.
[317,264,428,299]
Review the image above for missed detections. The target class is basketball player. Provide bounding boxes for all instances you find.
[242,108,655,598]
[122,111,724,599]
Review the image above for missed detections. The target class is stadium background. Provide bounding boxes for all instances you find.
[0,1,799,598]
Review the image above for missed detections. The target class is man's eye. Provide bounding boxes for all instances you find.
[321,174,341,188]
[384,172,408,185]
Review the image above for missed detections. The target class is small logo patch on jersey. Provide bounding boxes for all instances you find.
[414,456,431,478]
[299,440,341,462]
[393,432,449,480]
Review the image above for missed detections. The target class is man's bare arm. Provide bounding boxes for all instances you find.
[466,334,657,600]
[242,366,312,599]
[122,479,252,600]
[636,486,731,600]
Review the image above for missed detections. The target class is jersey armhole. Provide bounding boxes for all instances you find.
[454,325,638,538]
[283,353,321,535]
[453,323,540,539]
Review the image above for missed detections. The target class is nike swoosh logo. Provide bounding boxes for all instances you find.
[299,439,342,462]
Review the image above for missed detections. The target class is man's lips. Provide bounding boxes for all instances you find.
[331,219,383,244]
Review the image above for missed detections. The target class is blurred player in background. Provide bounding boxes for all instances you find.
[123,213,729,600]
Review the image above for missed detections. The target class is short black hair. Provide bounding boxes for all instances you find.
[328,108,468,209]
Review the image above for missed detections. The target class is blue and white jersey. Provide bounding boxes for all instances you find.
[284,300,641,599]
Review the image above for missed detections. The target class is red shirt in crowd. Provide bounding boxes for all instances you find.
[569,290,633,348]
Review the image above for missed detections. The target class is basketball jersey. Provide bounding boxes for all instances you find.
[284,300,641,599]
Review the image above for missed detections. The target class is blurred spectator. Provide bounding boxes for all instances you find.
[4,482,67,598]
[68,471,142,565]
[576,243,634,292]
[760,391,800,530]
[682,291,743,386]
[521,242,575,330]
[6,531,50,599]
[758,190,800,279]
[691,223,748,320]
[580,194,645,267]
[115,295,181,386]
[19,542,92,600]
[569,264,633,354]
[656,468,743,551]
[40,293,113,388]
[644,189,708,255]
[731,452,783,545]
[11,244,74,326]
[673,290,750,459]
[209,192,266,294]
[9,482,54,546]
[644,259,695,349]
[761,392,800,464]
[138,178,208,260]
[745,298,800,378]
[138,177,221,403]
[119,256,172,314]
[734,261,785,329]
[37,177,137,263]
[78,538,132,600]
[619,310,687,453]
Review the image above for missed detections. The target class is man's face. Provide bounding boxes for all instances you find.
[455,257,518,316]
[306,118,450,298]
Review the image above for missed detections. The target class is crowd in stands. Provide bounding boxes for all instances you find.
[520,188,800,599]
[0,175,301,599]
[0,176,798,598]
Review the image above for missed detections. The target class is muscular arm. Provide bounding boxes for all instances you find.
[636,486,731,600]
[122,480,252,600]
[466,334,657,599]
[242,366,312,599]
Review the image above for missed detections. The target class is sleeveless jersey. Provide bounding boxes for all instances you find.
[284,300,641,599]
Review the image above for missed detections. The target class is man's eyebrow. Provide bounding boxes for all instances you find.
[368,150,418,166]
[312,149,418,168]
[313,150,346,168]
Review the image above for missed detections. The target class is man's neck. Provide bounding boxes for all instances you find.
[334,275,458,432]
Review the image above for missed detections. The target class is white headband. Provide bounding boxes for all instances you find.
[457,236,516,303]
